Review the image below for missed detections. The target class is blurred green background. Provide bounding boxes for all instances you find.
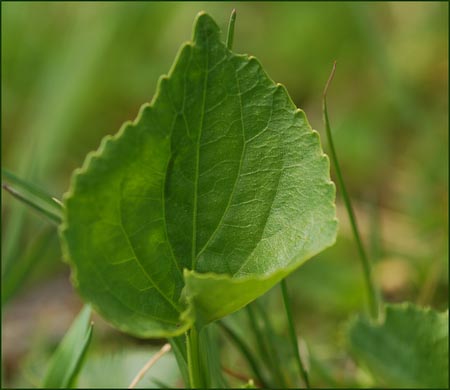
[2,2,448,388]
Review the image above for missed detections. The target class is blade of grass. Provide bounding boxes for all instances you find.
[2,169,62,224]
[218,320,268,388]
[281,279,310,388]
[323,62,380,319]
[245,306,272,376]
[169,336,189,387]
[42,305,93,388]
[200,324,228,388]
[247,303,287,387]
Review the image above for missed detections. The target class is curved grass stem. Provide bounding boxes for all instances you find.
[281,279,310,388]
[323,61,380,320]
[128,343,171,389]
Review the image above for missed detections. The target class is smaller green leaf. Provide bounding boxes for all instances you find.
[2,168,63,224]
[42,305,93,388]
[348,303,448,388]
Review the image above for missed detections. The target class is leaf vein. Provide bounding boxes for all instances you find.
[118,182,181,312]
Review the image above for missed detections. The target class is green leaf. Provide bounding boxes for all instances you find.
[2,168,63,224]
[348,303,449,388]
[60,11,337,338]
[42,305,93,388]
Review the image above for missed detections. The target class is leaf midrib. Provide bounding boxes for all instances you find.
[191,34,209,270]
[195,56,247,262]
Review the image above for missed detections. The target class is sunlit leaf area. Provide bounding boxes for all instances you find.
[2,2,448,388]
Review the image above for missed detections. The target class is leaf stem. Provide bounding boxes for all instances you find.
[226,9,237,50]
[186,327,203,388]
[281,279,310,388]
[322,61,379,320]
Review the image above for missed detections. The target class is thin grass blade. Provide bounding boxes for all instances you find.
[42,305,93,388]
[218,320,268,388]
[246,303,287,387]
[281,279,310,388]
[168,336,189,387]
[322,62,379,319]
[200,324,228,388]
[2,169,62,224]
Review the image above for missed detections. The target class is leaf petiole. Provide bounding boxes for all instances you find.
[186,327,203,388]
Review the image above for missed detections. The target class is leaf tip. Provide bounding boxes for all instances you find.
[193,11,220,44]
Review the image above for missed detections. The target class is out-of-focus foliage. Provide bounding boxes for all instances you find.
[348,304,448,388]
[2,2,448,388]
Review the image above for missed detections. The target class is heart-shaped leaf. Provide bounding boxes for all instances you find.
[60,12,337,338]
